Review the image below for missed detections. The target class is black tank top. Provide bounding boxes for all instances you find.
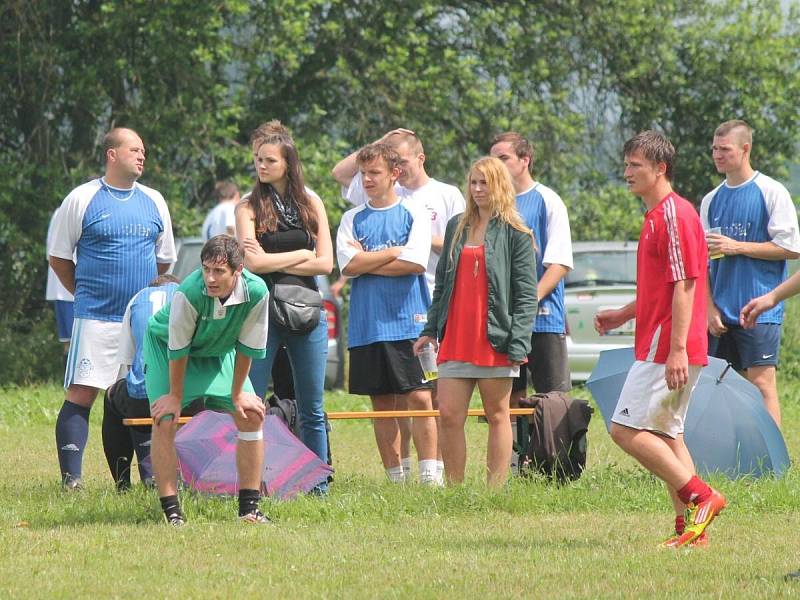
[257,214,318,292]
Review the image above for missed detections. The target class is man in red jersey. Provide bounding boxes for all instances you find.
[594,130,726,548]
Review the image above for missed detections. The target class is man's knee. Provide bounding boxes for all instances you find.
[405,389,432,410]
[67,385,99,408]
[609,423,632,447]
[234,410,264,432]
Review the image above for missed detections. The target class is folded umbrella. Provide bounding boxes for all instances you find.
[586,347,790,478]
[174,411,333,499]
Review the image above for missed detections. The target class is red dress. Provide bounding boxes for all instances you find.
[437,245,512,366]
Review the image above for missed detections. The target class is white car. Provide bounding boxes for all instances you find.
[565,241,637,381]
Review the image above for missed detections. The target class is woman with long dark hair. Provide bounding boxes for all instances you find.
[414,156,538,487]
[236,128,333,482]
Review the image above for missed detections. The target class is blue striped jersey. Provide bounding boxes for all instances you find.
[49,178,176,322]
[337,197,431,348]
[700,172,800,324]
[118,282,179,398]
[515,183,573,334]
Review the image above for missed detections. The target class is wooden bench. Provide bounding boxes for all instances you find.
[122,407,535,426]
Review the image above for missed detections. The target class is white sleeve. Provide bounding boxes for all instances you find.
[223,202,237,229]
[167,291,198,352]
[540,188,573,269]
[49,182,98,260]
[398,201,432,268]
[699,189,715,230]
[336,208,360,275]
[149,188,177,264]
[238,293,269,352]
[342,172,369,206]
[116,297,137,366]
[761,178,800,252]
[445,186,466,221]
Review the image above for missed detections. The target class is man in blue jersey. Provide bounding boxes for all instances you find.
[49,127,176,489]
[336,143,440,484]
[102,274,195,491]
[490,132,574,403]
[701,120,800,428]
[333,128,463,481]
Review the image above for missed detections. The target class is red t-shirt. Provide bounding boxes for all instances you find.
[437,245,513,366]
[635,192,708,365]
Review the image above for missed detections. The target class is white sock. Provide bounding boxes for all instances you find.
[401,457,413,479]
[419,459,441,485]
[386,465,404,483]
[436,460,444,476]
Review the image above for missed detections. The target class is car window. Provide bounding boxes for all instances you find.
[565,250,637,287]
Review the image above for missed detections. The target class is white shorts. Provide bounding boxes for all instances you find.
[611,360,702,438]
[64,318,123,390]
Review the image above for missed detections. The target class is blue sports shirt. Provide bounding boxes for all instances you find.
[118,282,179,398]
[700,172,800,324]
[337,198,431,348]
[515,184,573,334]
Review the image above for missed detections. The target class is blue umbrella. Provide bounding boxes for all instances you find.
[586,347,790,478]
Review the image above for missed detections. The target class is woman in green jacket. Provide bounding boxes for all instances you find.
[414,156,538,486]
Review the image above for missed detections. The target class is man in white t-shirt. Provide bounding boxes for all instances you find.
[332,128,465,296]
[46,207,75,361]
[332,128,464,479]
[201,180,240,241]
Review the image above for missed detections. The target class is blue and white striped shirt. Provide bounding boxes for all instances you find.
[337,198,431,348]
[49,178,176,322]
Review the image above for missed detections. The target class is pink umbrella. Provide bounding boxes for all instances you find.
[174,411,333,499]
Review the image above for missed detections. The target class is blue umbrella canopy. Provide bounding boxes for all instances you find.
[587,347,790,478]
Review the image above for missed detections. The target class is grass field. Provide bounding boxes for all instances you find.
[1,379,799,599]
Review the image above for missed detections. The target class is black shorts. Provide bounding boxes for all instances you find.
[511,332,571,394]
[708,323,781,370]
[349,340,433,396]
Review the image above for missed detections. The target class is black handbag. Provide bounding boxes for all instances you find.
[268,283,322,334]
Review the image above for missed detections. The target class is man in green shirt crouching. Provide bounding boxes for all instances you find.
[144,235,270,525]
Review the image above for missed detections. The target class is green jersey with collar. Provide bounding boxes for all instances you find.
[148,268,269,360]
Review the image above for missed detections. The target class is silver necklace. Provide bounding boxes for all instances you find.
[101,178,136,201]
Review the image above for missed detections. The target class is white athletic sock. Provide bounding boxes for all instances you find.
[401,457,413,480]
[419,459,442,485]
[386,465,404,483]
[436,460,444,476]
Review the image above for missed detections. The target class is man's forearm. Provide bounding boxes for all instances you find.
[157,262,171,275]
[372,260,426,276]
[168,356,189,399]
[730,240,799,260]
[670,280,695,351]
[342,248,400,276]
[331,151,359,187]
[49,256,76,295]
[232,352,252,399]
[537,263,570,301]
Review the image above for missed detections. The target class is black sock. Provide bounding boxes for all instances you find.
[238,488,260,516]
[55,401,91,483]
[101,390,134,490]
[160,495,184,522]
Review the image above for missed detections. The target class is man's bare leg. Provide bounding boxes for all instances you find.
[747,365,780,428]
[371,394,402,479]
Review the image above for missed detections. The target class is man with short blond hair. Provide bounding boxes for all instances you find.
[701,119,800,428]
[49,127,176,489]
[336,143,440,484]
